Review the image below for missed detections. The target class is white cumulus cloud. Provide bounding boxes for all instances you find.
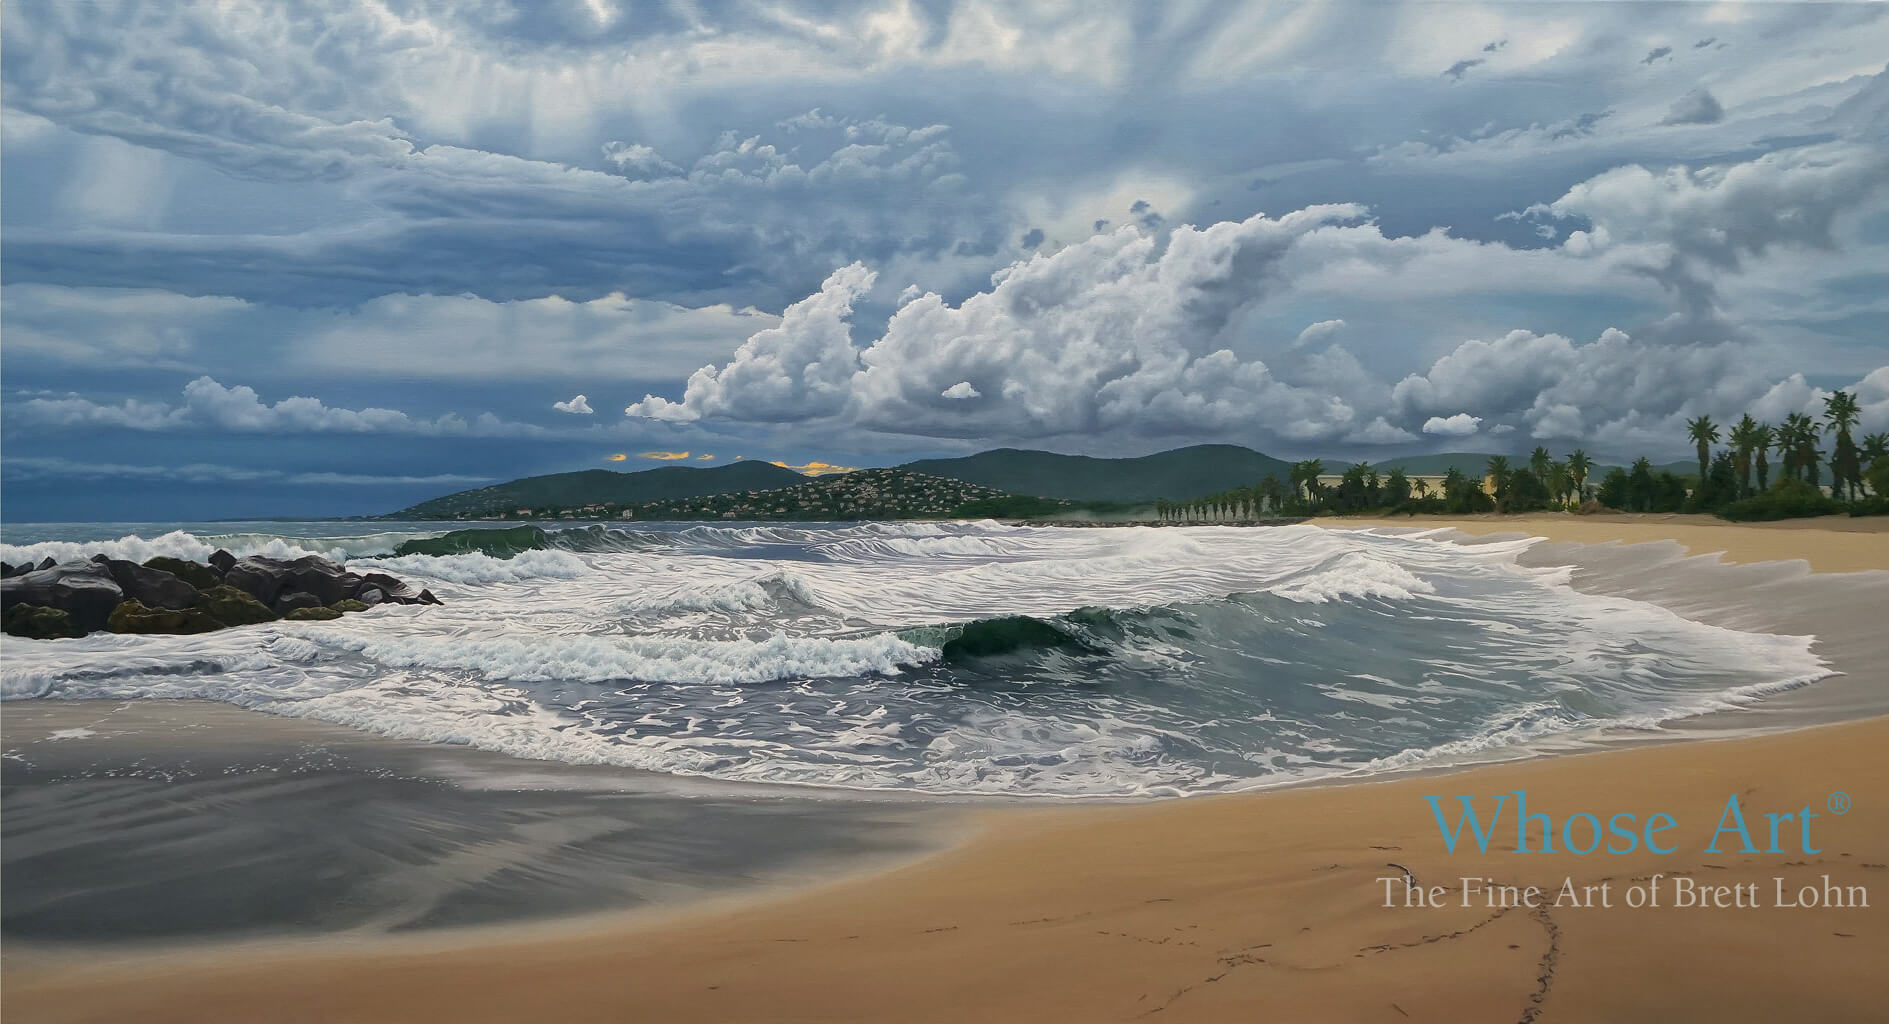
[1422,413,1483,437]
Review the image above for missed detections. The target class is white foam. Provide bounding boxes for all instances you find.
[292,627,937,686]
[0,530,335,566]
[608,571,827,618]
[0,528,451,567]
[1267,552,1436,603]
[354,548,590,584]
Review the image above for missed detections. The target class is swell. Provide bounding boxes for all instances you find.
[1,521,1859,799]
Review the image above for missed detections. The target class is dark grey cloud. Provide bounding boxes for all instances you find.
[1643,46,1673,65]
[1662,88,1725,126]
[1443,58,1485,81]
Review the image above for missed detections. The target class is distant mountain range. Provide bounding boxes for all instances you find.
[388,444,1688,520]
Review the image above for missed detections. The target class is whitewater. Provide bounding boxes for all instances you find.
[0,520,1832,798]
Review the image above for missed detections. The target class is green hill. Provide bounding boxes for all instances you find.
[388,461,806,519]
[1361,452,1504,477]
[626,468,1039,521]
[897,444,1294,503]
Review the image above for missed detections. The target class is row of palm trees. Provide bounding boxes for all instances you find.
[1685,390,1882,501]
[1152,388,1881,522]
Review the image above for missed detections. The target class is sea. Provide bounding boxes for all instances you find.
[0,519,1833,799]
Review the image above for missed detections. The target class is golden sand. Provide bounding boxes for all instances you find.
[1335,511,1889,573]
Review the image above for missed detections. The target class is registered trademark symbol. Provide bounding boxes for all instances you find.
[1828,791,1851,815]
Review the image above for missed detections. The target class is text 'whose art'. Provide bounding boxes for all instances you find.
[1421,790,1846,856]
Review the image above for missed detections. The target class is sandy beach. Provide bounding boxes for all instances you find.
[1338,511,1889,573]
[6,516,1887,1023]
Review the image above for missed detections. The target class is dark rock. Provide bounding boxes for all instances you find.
[0,562,125,634]
[286,556,353,605]
[3,603,83,639]
[194,585,279,627]
[143,556,222,591]
[0,562,23,579]
[359,572,423,604]
[284,606,343,621]
[91,553,111,563]
[356,587,385,606]
[107,600,224,635]
[329,598,370,613]
[392,526,547,559]
[35,557,56,571]
[207,549,237,575]
[223,557,293,606]
[417,589,441,606]
[101,559,198,611]
[273,591,323,614]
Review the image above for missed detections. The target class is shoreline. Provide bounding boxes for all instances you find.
[6,516,1887,1021]
[11,719,1886,1022]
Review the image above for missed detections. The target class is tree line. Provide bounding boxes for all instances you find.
[1154,389,1885,523]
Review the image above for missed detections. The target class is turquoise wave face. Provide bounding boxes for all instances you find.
[1,521,1830,797]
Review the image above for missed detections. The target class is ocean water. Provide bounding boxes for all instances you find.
[0,520,1830,798]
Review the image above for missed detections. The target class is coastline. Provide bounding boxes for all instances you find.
[1331,511,1889,573]
[6,517,1887,1022]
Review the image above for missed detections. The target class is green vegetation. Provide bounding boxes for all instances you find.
[390,461,806,520]
[625,469,1051,521]
[1716,480,1846,521]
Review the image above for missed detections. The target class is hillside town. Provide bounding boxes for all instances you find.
[452,469,1060,522]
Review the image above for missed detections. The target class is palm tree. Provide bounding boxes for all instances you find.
[1289,461,1313,504]
[1566,449,1592,501]
[1864,432,1889,465]
[1485,455,1512,514]
[1414,478,1431,501]
[1824,390,1862,500]
[1727,414,1757,496]
[1781,412,1822,487]
[1294,459,1324,509]
[1686,415,1719,485]
[1528,446,1552,487]
[1754,423,1773,491]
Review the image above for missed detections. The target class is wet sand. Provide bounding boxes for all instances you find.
[1,701,957,943]
[5,518,1886,1023]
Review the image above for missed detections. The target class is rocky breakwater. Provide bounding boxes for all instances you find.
[0,552,439,639]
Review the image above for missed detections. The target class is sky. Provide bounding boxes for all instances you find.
[3,0,1887,521]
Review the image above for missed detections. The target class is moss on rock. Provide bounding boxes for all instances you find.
[107,599,224,635]
[3,603,83,639]
[194,585,278,627]
[284,606,344,621]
